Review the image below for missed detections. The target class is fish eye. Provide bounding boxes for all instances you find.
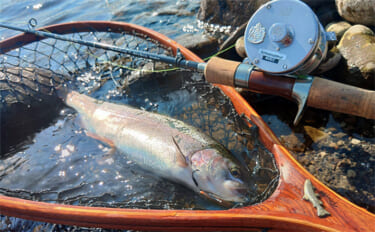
[230,167,241,178]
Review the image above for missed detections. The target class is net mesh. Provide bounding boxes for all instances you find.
[0,24,278,209]
[0,28,175,100]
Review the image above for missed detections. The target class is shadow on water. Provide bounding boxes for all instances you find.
[0,96,63,157]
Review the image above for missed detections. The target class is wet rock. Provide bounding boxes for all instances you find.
[326,21,352,41]
[335,0,375,26]
[174,33,219,59]
[198,0,337,28]
[197,0,269,28]
[334,25,375,89]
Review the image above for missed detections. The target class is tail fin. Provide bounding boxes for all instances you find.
[55,85,78,109]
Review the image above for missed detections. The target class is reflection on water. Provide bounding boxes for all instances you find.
[0,70,278,210]
[0,0,202,40]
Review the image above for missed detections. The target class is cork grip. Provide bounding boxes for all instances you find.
[307,77,375,119]
[204,57,240,86]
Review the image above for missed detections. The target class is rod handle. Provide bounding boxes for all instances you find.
[307,77,375,119]
[204,57,239,86]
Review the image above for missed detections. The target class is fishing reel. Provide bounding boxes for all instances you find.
[244,0,336,76]
[241,0,336,124]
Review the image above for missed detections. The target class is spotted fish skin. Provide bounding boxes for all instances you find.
[64,90,251,204]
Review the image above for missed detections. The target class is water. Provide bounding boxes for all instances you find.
[0,1,278,230]
[0,0,201,40]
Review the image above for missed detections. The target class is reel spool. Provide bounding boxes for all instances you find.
[244,0,336,75]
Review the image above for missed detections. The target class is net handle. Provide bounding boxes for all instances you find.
[0,21,373,231]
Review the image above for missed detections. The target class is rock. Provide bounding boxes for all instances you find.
[197,0,269,28]
[350,138,361,145]
[302,0,335,9]
[335,0,375,26]
[319,151,328,158]
[337,175,351,189]
[235,36,246,58]
[335,25,375,89]
[329,142,338,149]
[279,133,306,152]
[218,22,247,60]
[315,48,342,73]
[326,21,352,41]
[174,33,219,58]
[304,125,329,143]
[197,0,338,28]
[347,169,357,178]
[307,1,340,26]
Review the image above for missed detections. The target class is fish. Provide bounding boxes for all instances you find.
[303,179,330,217]
[61,90,252,204]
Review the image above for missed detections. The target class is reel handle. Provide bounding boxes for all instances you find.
[204,57,375,121]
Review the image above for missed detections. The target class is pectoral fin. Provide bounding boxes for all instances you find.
[86,131,115,148]
[172,136,188,167]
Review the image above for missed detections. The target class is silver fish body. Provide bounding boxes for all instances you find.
[65,91,251,204]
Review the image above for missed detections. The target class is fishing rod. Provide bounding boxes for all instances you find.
[0,22,205,72]
[0,0,374,125]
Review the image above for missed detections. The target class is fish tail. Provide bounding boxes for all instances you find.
[55,87,84,109]
[56,89,97,117]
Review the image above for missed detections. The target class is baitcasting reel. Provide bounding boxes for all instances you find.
[244,0,336,75]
